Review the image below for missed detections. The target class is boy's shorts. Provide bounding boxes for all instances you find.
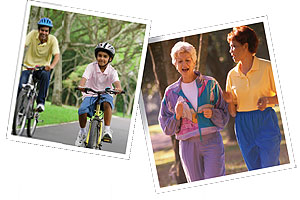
[78,94,114,118]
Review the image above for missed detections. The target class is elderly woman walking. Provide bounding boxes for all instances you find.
[224,25,281,170]
[158,41,229,182]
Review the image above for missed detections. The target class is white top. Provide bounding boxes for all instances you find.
[82,62,119,97]
[181,80,198,110]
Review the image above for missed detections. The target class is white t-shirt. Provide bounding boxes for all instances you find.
[82,62,119,97]
[181,80,198,110]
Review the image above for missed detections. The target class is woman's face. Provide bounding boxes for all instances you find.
[175,51,196,80]
[229,40,248,63]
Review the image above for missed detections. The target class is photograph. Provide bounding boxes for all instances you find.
[140,16,293,192]
[7,0,150,158]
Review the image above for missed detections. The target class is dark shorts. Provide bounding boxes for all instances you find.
[78,94,114,118]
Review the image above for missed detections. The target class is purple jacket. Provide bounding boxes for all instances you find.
[158,72,229,140]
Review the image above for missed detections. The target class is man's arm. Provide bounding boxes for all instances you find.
[45,53,60,71]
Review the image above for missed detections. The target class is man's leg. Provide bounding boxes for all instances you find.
[34,70,50,111]
[18,70,31,93]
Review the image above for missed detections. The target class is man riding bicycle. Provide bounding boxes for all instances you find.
[75,42,122,147]
[18,17,60,112]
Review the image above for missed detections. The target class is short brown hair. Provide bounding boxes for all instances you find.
[227,26,259,54]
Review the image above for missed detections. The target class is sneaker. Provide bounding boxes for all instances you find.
[75,131,87,147]
[36,104,45,112]
[102,129,113,143]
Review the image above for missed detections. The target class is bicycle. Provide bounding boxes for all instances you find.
[76,87,125,150]
[12,64,44,137]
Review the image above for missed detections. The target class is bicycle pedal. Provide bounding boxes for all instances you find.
[102,137,112,143]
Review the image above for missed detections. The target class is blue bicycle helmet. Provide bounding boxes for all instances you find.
[37,17,53,27]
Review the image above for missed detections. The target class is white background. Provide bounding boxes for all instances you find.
[0,0,299,199]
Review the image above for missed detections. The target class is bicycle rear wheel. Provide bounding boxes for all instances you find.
[86,120,99,149]
[12,90,29,136]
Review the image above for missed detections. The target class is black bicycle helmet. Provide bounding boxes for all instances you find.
[37,17,53,32]
[94,42,115,61]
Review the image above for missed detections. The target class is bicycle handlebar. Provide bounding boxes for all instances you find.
[22,64,45,71]
[75,87,125,95]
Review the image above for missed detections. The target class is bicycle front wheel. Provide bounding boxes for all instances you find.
[26,94,38,137]
[27,113,38,137]
[86,120,99,149]
[12,90,29,136]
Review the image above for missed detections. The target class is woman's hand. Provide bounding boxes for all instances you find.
[223,91,233,103]
[175,102,183,120]
[200,108,213,119]
[257,97,269,111]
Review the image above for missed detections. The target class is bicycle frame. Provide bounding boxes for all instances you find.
[76,87,124,149]
[85,99,104,148]
[12,64,43,136]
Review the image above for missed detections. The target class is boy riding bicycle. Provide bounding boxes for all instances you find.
[75,42,122,147]
[19,17,60,112]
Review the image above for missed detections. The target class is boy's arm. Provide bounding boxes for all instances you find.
[78,77,87,92]
[113,81,122,93]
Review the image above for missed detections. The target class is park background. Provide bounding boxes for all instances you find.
[20,5,147,123]
[0,0,299,200]
[141,22,289,187]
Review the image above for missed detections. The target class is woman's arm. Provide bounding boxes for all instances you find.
[223,91,237,117]
[158,91,181,136]
[257,95,278,111]
[210,84,230,128]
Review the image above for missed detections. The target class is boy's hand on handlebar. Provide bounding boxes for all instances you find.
[114,88,123,94]
[77,86,86,92]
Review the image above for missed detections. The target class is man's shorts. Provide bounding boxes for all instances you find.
[78,94,114,118]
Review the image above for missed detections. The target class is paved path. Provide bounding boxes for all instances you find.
[20,116,131,154]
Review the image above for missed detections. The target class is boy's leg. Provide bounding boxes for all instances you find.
[75,97,96,147]
[103,102,112,126]
[101,94,114,142]
[79,113,88,128]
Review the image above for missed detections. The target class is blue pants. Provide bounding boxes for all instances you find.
[18,70,51,105]
[235,107,281,170]
[78,95,114,118]
[179,132,225,182]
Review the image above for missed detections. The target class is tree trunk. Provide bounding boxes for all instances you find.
[51,12,74,106]
[51,55,63,106]
[197,33,209,73]
[149,41,187,184]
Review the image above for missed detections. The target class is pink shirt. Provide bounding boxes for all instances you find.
[82,61,119,97]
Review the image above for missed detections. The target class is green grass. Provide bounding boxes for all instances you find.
[113,111,131,118]
[37,101,78,126]
[36,101,130,127]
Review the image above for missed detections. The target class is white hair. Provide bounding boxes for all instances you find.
[170,41,197,65]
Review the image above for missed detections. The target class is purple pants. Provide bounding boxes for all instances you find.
[179,132,225,182]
